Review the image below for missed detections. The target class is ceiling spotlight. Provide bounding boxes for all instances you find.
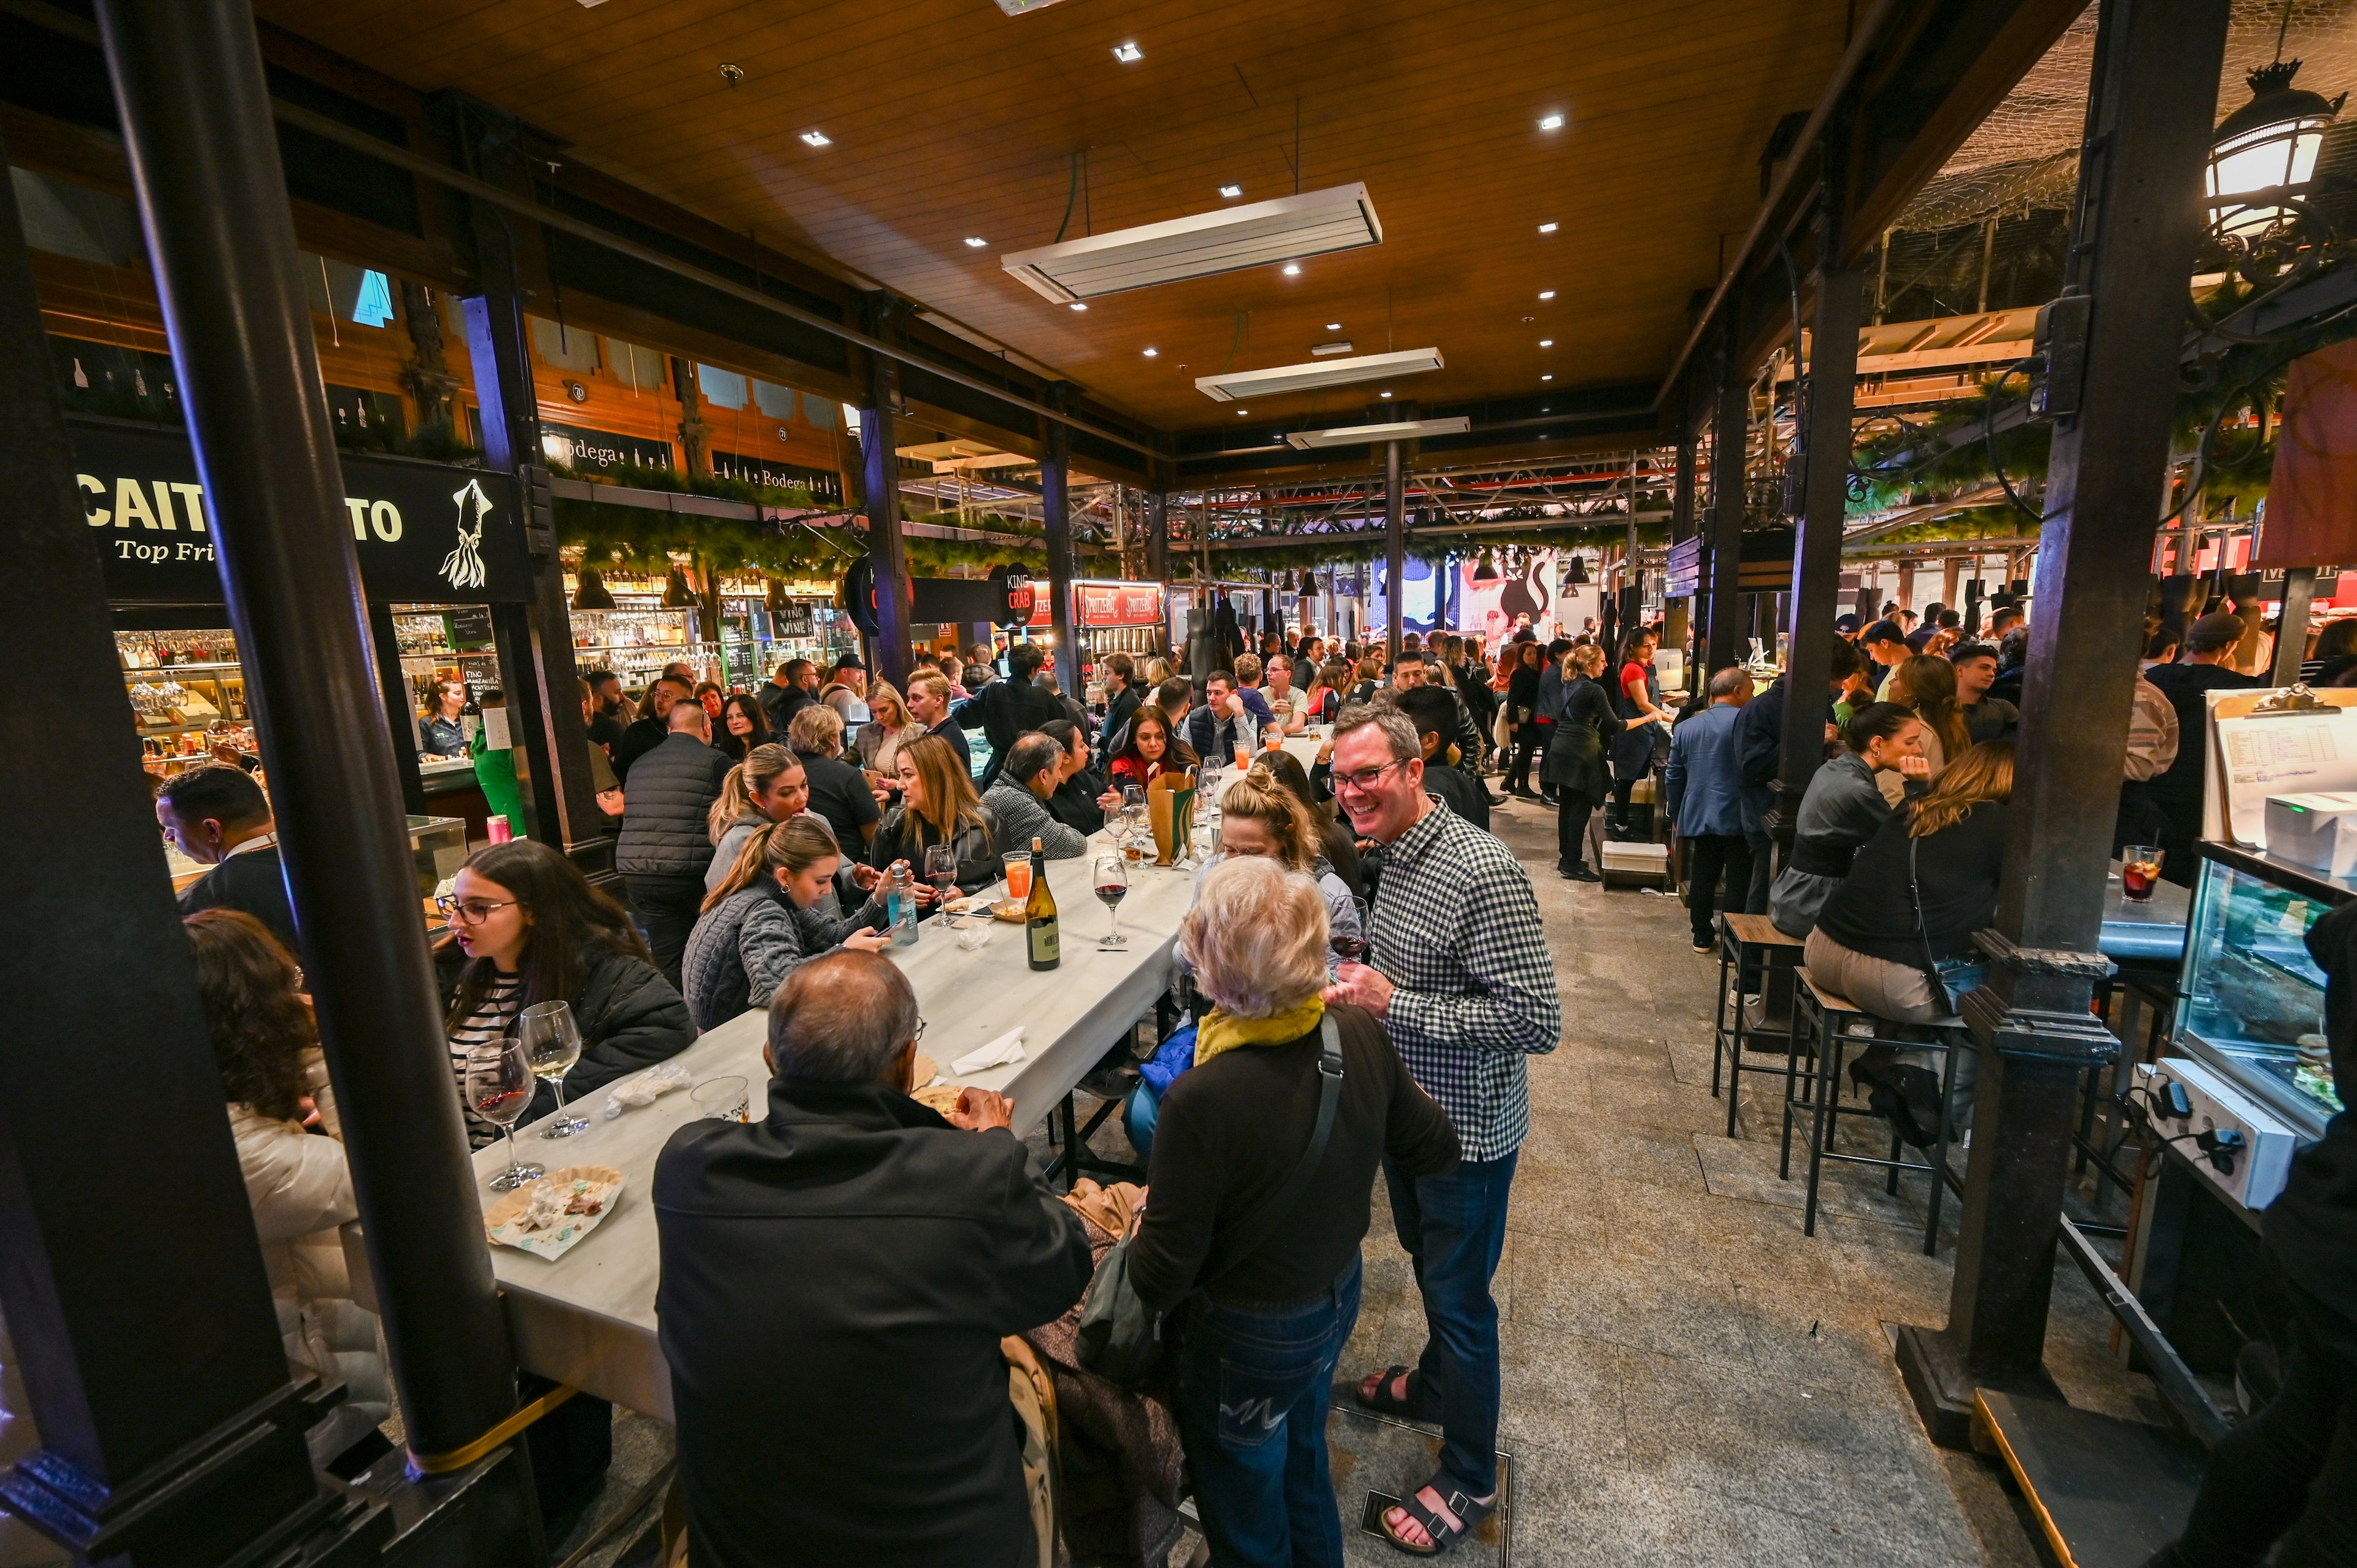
[1237,409,1250,415]
[1070,301,1088,311]
[1282,263,1301,276]
[1541,374,1554,381]
[718,63,746,87]
[1325,322,1342,331]
[1220,184,1243,198]
[1538,222,1557,233]
[1379,390,1393,398]
[1538,290,1555,300]
[1143,347,1159,357]
[1539,339,1554,347]
[800,129,831,148]
[964,236,987,248]
[1539,113,1565,131]
[1112,41,1143,62]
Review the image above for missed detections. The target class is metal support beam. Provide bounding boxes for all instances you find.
[1043,386,1080,696]
[1896,0,2234,1450]
[860,295,916,690]
[1384,440,1406,660]
[2275,566,2318,686]
[1774,260,1867,844]
[0,116,368,1566]
[1705,319,1749,673]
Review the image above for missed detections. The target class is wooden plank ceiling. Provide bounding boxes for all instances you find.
[252,0,1852,438]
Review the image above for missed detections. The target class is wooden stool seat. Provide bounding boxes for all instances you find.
[1722,913,1802,949]
[1711,913,1809,1138]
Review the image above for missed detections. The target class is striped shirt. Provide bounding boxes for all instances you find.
[448,972,524,1149]
[1363,795,1562,1161]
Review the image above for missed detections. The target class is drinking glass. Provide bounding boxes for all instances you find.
[1092,851,1129,948]
[521,1000,589,1138]
[1331,896,1369,960]
[2120,846,2164,903]
[692,1076,750,1122]
[924,843,958,910]
[1002,850,1034,901]
[466,1038,543,1191]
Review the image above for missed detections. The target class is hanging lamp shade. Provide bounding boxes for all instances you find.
[1565,554,1590,585]
[2208,60,2345,238]
[765,575,792,612]
[572,563,617,611]
[1471,550,1500,583]
[661,566,699,608]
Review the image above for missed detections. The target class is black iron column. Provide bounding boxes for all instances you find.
[1705,317,1749,673]
[860,295,916,689]
[370,604,430,816]
[91,0,522,1478]
[0,123,371,1568]
[1385,439,1406,660]
[2274,566,2317,685]
[1042,386,1080,696]
[1773,254,1867,843]
[444,102,600,862]
[1895,0,2233,1448]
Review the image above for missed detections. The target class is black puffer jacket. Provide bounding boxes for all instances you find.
[617,733,732,876]
[542,944,693,1111]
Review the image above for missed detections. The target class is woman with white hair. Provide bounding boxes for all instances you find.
[1127,855,1459,1568]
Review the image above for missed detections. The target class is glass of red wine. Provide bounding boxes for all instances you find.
[1093,851,1129,949]
[466,1038,543,1192]
[2120,846,2164,903]
[924,844,958,915]
[1331,895,1369,961]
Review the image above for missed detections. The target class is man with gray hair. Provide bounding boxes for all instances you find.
[1665,666,1757,952]
[654,951,1091,1568]
[981,732,1090,859]
[1322,701,1559,1554]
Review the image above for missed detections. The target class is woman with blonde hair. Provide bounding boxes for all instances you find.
[1127,856,1457,1567]
[681,816,891,1032]
[1142,655,1173,689]
[869,732,1000,899]
[1201,767,1361,952]
[1543,641,1653,881]
[705,744,811,892]
[1806,740,2015,1145]
[1880,654,1971,801]
[788,702,883,851]
[856,679,926,775]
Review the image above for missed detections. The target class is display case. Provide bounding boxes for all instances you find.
[388,606,500,723]
[2175,843,2348,1140]
[117,628,257,774]
[164,813,470,899]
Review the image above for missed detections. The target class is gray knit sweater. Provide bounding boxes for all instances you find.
[980,780,1089,860]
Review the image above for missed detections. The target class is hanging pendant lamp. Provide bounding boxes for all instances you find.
[2208,59,2345,238]
[572,563,617,611]
[661,565,699,608]
[1471,550,1500,583]
[765,575,792,613]
[1565,554,1591,585]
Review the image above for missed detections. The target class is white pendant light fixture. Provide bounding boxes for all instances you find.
[2208,60,2344,237]
[1002,183,1382,302]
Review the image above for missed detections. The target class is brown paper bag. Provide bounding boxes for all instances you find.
[1148,770,1195,866]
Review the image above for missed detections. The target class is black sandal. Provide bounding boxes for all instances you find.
[1380,1475,1495,1557]
[1355,1365,1438,1421]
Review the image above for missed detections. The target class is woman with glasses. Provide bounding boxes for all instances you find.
[683,816,894,1033]
[440,840,691,1143]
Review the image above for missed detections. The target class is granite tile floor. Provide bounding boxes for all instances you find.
[560,790,2161,1567]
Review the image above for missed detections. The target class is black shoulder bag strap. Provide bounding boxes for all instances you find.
[1204,1013,1347,1287]
[1907,836,1957,1016]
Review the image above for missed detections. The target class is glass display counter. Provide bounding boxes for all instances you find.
[2176,842,2348,1140]
[164,814,468,900]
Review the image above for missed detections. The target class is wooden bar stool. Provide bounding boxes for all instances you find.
[1786,967,1970,1256]
[1710,913,1806,1137]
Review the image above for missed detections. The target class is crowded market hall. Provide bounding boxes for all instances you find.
[13,0,2357,1564]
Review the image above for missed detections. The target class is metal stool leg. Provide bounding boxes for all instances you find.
[1725,942,1751,1137]
[1923,1031,1964,1256]
[1711,927,1733,1100]
[1804,1019,1843,1237]
[1779,981,1809,1180]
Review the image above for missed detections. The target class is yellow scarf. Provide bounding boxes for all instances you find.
[1194,995,1326,1066]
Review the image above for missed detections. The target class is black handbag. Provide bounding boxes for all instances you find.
[1074,1014,1345,1386]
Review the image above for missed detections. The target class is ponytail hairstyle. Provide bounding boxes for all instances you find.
[1907,740,2014,838]
[708,743,800,843]
[703,814,843,911]
[1843,701,1921,756]
[1891,654,1970,763]
[1218,767,1322,875]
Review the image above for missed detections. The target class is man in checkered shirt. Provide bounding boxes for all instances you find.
[1323,702,1560,1554]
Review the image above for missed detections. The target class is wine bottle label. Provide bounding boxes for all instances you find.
[1028,917,1060,966]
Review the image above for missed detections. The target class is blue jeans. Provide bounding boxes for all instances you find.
[1384,1151,1517,1496]
[1177,1258,1363,1568]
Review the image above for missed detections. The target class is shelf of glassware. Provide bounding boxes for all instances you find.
[2175,844,2349,1141]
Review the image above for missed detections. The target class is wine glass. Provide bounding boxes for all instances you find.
[522,1000,589,1138]
[467,1038,543,1192]
[1093,851,1129,948]
[924,843,959,912]
[1333,897,1371,962]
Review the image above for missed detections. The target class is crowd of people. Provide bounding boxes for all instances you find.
[137,589,2357,1568]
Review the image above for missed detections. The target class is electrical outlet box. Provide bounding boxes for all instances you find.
[2032,293,2092,420]
[2149,1057,2302,1210]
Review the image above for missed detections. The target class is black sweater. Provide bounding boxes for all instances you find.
[1129,1004,1458,1310]
[1812,801,2009,965]
[2270,900,2357,1319]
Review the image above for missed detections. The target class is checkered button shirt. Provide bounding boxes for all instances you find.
[1363,797,1562,1161]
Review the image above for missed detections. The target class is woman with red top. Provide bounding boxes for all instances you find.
[1608,627,1670,836]
[1100,706,1201,801]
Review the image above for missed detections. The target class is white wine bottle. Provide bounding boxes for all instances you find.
[1024,836,1060,970]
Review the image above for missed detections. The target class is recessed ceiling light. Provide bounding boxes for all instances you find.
[1325,322,1342,331]
[1539,113,1565,131]
[1112,41,1142,62]
[1070,302,1088,311]
[964,236,987,248]
[1541,374,1554,381]
[1282,263,1301,276]
[800,129,831,148]
[1237,409,1250,415]
[1539,339,1554,347]
[1220,184,1243,198]
[1142,347,1159,357]
[1379,390,1393,398]
[1538,222,1557,233]
[1538,290,1555,300]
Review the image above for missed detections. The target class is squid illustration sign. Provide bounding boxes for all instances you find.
[73,419,532,606]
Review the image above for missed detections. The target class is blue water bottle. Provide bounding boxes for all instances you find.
[889,862,919,947]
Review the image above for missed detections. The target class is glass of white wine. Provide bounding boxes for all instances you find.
[467,1038,543,1191]
[522,1000,588,1138]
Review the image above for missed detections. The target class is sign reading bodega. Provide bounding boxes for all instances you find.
[72,419,532,604]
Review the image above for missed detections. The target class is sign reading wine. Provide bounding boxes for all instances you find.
[73,418,532,604]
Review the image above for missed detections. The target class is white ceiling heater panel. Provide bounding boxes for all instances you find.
[1283,417,1471,450]
[1001,183,1382,303]
[1195,347,1443,403]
